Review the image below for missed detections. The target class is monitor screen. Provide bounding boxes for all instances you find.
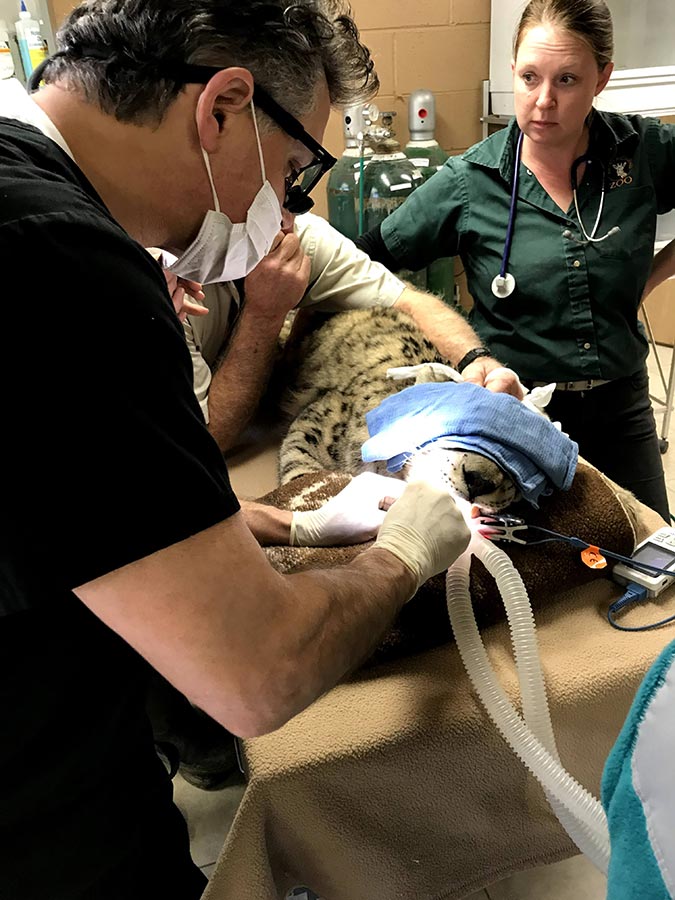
[631,542,675,572]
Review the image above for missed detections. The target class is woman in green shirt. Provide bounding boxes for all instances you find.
[357,0,675,521]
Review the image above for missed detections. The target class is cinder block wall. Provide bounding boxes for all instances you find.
[315,0,491,218]
[47,0,74,29]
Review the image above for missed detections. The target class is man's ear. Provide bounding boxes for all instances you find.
[195,67,255,153]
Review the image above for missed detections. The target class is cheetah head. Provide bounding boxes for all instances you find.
[403,443,519,512]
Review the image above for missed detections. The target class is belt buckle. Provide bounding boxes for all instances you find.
[556,378,603,391]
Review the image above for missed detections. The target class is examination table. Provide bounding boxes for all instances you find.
[204,441,675,900]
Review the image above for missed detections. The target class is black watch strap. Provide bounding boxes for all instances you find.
[456,347,492,374]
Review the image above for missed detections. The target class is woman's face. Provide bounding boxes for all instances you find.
[512,24,613,150]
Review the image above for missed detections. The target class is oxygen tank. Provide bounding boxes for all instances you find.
[326,104,373,242]
[404,90,455,305]
[362,111,427,290]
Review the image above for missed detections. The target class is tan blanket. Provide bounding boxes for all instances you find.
[205,472,675,900]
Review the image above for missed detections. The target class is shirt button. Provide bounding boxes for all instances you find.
[526,169,533,176]
[583,342,592,350]
[573,260,581,268]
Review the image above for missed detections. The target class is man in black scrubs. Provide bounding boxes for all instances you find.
[0,2,470,898]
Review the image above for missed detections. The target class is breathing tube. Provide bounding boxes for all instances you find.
[446,531,611,872]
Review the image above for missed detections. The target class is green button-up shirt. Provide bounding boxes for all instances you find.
[381,111,675,381]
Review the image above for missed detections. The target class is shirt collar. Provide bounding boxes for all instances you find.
[587,108,640,161]
[461,109,641,182]
[462,117,520,182]
[0,77,75,161]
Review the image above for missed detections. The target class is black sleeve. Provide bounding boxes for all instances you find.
[1,210,240,609]
[354,224,402,272]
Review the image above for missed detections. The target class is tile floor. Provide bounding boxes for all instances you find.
[175,342,675,899]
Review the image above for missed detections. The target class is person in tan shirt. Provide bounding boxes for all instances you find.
[174,211,523,452]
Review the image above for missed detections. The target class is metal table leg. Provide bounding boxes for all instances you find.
[643,305,675,453]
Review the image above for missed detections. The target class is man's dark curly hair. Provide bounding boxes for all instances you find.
[44,0,378,125]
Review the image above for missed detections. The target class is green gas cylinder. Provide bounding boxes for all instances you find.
[404,90,455,305]
[362,125,427,290]
[327,104,372,242]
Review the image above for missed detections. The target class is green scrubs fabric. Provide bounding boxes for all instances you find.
[381,112,675,383]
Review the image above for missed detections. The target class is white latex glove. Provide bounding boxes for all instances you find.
[373,480,471,596]
[290,472,407,547]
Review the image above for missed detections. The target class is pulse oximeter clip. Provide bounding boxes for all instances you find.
[478,515,675,632]
[477,515,588,550]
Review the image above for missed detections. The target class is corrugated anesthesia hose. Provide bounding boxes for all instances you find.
[475,540,557,751]
[446,539,611,872]
[467,538,611,870]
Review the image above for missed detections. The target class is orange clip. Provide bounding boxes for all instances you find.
[581,546,607,570]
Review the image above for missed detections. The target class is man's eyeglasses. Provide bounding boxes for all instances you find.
[178,65,337,214]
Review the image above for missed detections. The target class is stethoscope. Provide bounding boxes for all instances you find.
[491,130,621,299]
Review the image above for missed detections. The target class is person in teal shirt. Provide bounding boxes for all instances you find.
[602,639,675,900]
[357,0,675,521]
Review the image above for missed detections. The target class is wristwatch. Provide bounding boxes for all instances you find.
[456,347,492,374]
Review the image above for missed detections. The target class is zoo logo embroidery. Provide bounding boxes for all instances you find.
[609,158,633,189]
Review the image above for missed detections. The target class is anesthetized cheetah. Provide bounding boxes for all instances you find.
[276,306,520,512]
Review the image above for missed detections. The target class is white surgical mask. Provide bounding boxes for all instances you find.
[169,99,282,284]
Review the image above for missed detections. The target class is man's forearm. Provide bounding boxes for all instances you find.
[394,286,484,366]
[74,511,417,740]
[207,308,283,452]
[248,547,416,734]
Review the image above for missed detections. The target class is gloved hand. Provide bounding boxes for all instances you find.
[290,472,407,547]
[373,480,471,595]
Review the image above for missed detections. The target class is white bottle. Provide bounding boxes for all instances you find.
[15,1,47,79]
[0,20,15,79]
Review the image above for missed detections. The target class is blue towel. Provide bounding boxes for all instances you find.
[361,382,578,507]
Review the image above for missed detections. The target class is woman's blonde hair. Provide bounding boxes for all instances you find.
[514,0,613,69]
